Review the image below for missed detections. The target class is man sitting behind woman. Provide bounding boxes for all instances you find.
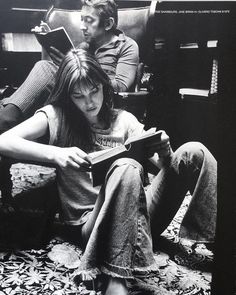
[0,49,217,294]
[0,0,139,133]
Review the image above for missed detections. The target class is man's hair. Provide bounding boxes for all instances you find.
[82,0,118,31]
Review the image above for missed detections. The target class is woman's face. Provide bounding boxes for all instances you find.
[71,82,104,122]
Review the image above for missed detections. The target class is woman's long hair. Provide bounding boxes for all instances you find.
[47,49,117,151]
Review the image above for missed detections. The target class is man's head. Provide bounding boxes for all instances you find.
[80,0,118,45]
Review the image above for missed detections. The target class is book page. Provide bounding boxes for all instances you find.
[89,145,126,165]
[125,128,160,145]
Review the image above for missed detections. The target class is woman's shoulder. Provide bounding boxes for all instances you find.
[36,104,64,145]
[116,109,138,121]
[115,109,142,126]
[36,104,60,113]
[36,104,63,119]
[114,109,144,132]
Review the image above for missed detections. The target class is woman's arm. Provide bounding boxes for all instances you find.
[0,112,91,170]
[0,112,53,161]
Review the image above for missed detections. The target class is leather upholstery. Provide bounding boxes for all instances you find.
[43,2,157,62]
[42,2,157,122]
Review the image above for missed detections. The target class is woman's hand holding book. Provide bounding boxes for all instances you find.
[146,130,172,159]
[54,147,91,171]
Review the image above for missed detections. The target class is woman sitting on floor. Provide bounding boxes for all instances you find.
[0,49,216,294]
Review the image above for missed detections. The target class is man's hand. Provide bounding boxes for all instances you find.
[54,147,91,171]
[146,130,172,159]
[31,21,51,33]
[49,46,65,66]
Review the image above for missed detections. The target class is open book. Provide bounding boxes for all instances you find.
[32,26,75,55]
[89,129,162,186]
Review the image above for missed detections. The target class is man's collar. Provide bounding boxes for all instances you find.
[113,29,126,43]
[95,29,126,52]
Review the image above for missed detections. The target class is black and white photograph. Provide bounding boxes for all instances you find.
[0,0,235,294]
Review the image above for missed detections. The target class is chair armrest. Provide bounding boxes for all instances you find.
[114,91,149,123]
[140,70,154,92]
[1,156,56,169]
[179,88,209,98]
[179,88,217,104]
[118,90,149,99]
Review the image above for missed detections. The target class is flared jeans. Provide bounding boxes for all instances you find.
[147,141,217,243]
[77,141,217,279]
[0,141,216,280]
[78,158,158,280]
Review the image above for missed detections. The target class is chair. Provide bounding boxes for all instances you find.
[178,52,218,156]
[179,58,218,101]
[0,2,157,206]
[43,1,157,122]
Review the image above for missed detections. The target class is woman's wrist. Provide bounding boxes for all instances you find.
[46,145,60,165]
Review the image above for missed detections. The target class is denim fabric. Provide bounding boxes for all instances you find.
[75,143,217,280]
[0,141,217,281]
[146,142,217,243]
[77,158,158,280]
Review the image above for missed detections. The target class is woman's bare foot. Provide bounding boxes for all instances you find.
[105,277,128,295]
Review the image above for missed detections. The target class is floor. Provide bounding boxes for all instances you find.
[0,163,214,294]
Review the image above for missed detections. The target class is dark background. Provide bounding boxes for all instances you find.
[0,1,236,294]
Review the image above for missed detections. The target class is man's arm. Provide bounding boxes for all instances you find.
[112,38,139,92]
[49,42,90,66]
[49,38,139,92]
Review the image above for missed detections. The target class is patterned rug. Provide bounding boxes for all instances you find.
[0,164,214,294]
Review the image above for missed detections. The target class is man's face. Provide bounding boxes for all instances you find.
[80,6,105,45]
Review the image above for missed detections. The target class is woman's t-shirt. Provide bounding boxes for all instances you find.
[37,105,145,225]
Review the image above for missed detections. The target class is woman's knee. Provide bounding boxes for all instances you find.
[110,157,143,174]
[174,141,213,165]
[106,158,144,184]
